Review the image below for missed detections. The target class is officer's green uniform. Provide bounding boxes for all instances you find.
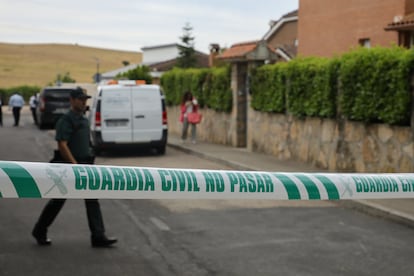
[55,110,93,162]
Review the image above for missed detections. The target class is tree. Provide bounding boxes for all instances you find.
[176,22,197,68]
[116,65,152,84]
[49,72,76,86]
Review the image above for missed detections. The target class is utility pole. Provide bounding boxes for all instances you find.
[93,57,100,83]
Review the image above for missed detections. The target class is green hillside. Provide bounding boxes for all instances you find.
[0,43,142,88]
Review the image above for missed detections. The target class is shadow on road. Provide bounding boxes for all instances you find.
[95,146,161,158]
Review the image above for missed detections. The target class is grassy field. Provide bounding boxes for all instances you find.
[0,42,142,88]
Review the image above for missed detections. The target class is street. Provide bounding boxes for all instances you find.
[0,108,413,276]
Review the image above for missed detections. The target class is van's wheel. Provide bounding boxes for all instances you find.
[156,145,166,155]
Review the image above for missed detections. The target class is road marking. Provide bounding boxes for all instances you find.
[209,238,301,251]
[150,217,170,231]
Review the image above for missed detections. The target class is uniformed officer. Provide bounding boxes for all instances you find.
[32,87,117,248]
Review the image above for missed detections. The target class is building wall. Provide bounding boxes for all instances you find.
[167,106,235,145]
[298,0,408,57]
[142,46,179,64]
[267,21,298,49]
[406,0,414,13]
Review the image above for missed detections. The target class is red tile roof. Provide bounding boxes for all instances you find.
[148,52,209,71]
[219,40,259,59]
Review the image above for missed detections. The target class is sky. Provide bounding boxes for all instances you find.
[0,0,298,53]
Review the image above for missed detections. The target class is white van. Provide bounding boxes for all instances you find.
[89,81,168,154]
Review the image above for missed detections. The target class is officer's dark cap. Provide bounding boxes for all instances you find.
[70,87,91,99]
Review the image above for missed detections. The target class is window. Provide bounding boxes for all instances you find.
[359,38,371,48]
[410,32,414,48]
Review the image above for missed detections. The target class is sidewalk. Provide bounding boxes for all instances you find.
[168,134,414,228]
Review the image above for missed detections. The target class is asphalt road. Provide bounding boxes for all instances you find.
[0,108,413,276]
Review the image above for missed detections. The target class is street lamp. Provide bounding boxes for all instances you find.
[93,57,100,83]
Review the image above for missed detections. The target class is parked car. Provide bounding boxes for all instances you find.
[89,80,168,154]
[36,87,76,129]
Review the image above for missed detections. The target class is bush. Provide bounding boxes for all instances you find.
[116,65,152,84]
[251,63,286,113]
[162,46,412,125]
[339,46,412,124]
[285,57,337,118]
[0,85,41,103]
[250,46,412,125]
[161,66,232,112]
[206,66,232,112]
[48,72,76,86]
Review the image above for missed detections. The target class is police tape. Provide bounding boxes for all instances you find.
[0,161,413,200]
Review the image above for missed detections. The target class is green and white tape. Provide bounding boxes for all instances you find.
[0,161,413,199]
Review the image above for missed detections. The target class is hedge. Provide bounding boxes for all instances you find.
[0,85,41,103]
[250,63,286,113]
[160,46,413,125]
[250,46,413,125]
[161,66,232,112]
[338,47,413,124]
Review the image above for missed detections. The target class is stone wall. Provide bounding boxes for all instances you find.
[167,106,235,145]
[167,106,413,173]
[248,110,413,173]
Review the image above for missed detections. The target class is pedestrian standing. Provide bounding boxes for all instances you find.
[8,92,25,126]
[29,93,38,124]
[180,91,199,144]
[32,87,117,248]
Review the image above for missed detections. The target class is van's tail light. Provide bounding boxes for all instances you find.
[95,111,101,127]
[161,99,167,125]
[95,100,101,127]
[40,96,46,112]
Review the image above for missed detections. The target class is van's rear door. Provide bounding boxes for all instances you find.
[100,87,133,143]
[131,86,163,142]
[44,89,71,114]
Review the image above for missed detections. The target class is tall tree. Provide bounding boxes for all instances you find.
[177,22,197,68]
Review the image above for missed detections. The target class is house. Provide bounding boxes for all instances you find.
[141,43,181,64]
[216,10,298,147]
[218,40,276,62]
[385,12,414,47]
[101,43,209,84]
[297,0,414,57]
[100,63,140,81]
[262,10,298,61]
[218,10,298,63]
[141,43,209,83]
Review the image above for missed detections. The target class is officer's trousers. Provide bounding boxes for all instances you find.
[33,198,106,238]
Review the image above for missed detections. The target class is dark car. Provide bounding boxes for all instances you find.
[36,87,74,129]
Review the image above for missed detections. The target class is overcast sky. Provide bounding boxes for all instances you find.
[0,0,298,53]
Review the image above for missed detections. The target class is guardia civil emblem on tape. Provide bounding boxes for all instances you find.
[0,161,413,199]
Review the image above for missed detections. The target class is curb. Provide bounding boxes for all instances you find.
[167,143,254,171]
[337,200,414,229]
